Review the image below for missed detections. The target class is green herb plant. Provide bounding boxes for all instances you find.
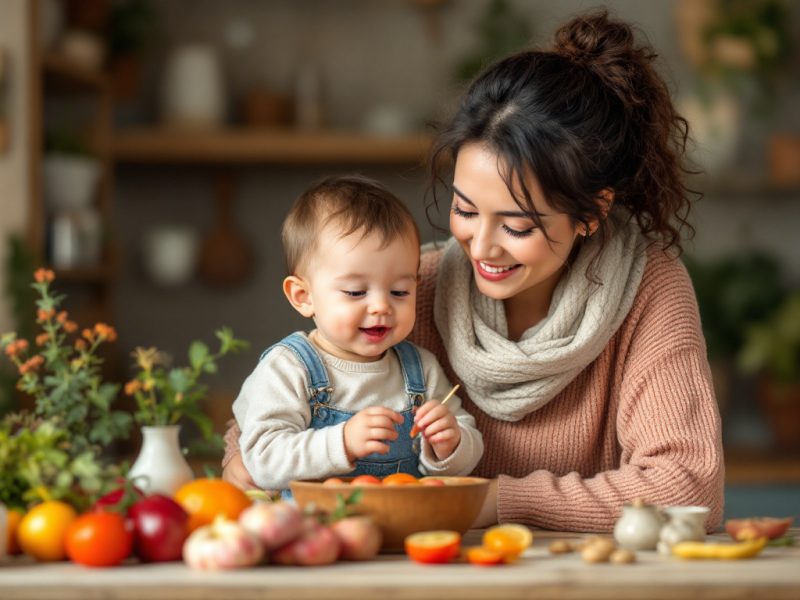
[125,328,248,440]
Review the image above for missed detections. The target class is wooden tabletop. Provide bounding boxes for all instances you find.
[1,529,798,600]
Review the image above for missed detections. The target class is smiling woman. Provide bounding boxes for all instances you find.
[223,10,723,534]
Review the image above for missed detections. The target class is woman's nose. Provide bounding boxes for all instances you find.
[470,221,503,260]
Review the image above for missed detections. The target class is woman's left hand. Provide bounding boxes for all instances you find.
[472,478,499,528]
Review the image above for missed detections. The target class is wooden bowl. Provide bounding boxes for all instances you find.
[290,476,489,552]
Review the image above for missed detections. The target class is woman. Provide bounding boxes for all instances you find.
[222,10,723,532]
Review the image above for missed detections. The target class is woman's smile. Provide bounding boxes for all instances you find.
[475,260,522,281]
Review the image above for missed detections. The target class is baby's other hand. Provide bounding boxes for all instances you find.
[413,400,461,460]
[343,406,403,463]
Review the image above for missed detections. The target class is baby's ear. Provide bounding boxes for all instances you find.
[283,276,314,318]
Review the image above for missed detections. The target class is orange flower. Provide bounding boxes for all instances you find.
[56,311,69,324]
[18,355,44,374]
[74,339,87,351]
[35,333,50,346]
[63,321,78,333]
[4,343,17,357]
[15,339,28,352]
[94,323,117,342]
[37,308,55,322]
[82,329,95,342]
[34,268,55,283]
[125,380,142,396]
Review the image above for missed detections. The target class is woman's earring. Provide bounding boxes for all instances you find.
[584,225,593,238]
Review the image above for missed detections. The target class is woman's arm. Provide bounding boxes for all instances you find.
[496,256,725,532]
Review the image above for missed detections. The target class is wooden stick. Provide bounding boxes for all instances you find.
[410,384,460,437]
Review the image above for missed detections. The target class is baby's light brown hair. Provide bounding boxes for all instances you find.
[282,175,420,275]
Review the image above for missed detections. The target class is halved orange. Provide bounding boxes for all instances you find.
[482,524,533,560]
[466,545,506,566]
[405,530,461,564]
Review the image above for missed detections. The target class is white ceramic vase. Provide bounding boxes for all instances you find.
[128,425,194,496]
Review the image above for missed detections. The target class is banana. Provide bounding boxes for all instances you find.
[671,536,768,560]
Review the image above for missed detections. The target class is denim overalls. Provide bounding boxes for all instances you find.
[262,333,426,499]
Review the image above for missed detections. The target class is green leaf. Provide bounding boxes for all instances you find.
[189,341,209,370]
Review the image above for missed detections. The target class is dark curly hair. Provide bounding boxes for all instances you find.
[427,9,698,263]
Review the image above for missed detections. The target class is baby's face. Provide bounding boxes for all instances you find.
[301,224,419,362]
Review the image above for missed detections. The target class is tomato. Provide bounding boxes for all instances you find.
[174,478,252,532]
[725,516,794,541]
[482,524,533,560]
[382,473,419,486]
[404,530,461,564]
[350,475,381,486]
[466,545,506,566]
[17,501,77,561]
[6,508,24,555]
[65,512,133,567]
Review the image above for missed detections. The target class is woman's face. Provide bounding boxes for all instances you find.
[450,142,584,304]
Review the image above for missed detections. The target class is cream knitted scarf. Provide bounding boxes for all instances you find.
[433,210,648,422]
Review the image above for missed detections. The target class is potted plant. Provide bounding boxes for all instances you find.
[738,292,800,450]
[684,251,785,413]
[124,328,247,495]
[0,268,130,511]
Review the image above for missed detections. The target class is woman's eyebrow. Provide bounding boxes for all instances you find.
[452,185,549,218]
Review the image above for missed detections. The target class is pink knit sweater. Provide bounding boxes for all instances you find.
[224,246,724,532]
[410,246,724,532]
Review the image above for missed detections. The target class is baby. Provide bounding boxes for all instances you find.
[233,175,483,494]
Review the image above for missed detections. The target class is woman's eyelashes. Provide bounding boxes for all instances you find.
[451,203,536,238]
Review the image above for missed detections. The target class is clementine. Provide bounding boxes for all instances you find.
[482,524,533,560]
[381,473,419,486]
[174,478,252,532]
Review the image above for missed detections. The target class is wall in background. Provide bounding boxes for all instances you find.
[0,0,31,333]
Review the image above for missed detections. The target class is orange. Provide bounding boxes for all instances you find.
[174,478,252,532]
[17,501,78,561]
[482,524,533,560]
[382,473,419,486]
[6,508,23,555]
[466,545,506,566]
[404,530,461,564]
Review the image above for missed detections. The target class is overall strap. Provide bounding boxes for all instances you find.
[260,332,331,395]
[392,341,426,398]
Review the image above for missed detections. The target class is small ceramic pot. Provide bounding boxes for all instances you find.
[613,498,665,551]
[657,506,709,555]
[128,425,194,496]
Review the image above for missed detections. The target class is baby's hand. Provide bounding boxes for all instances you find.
[412,400,461,460]
[343,406,403,463]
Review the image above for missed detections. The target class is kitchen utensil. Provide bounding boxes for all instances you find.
[197,173,254,287]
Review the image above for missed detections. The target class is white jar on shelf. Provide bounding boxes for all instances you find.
[161,44,226,128]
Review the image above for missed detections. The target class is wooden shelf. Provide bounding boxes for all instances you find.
[725,449,800,485]
[42,53,109,92]
[113,128,434,165]
[51,264,114,284]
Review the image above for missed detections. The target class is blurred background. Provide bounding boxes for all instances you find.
[0,0,798,518]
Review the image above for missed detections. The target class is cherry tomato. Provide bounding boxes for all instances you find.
[404,530,460,564]
[65,512,133,567]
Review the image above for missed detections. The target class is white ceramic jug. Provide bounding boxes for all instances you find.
[657,506,709,555]
[613,498,665,551]
[128,426,194,496]
[162,44,226,128]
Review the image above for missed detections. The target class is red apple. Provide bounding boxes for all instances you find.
[129,494,189,562]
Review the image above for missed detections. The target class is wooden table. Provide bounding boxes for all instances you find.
[1,529,798,600]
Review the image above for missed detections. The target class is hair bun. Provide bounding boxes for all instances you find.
[553,10,638,69]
